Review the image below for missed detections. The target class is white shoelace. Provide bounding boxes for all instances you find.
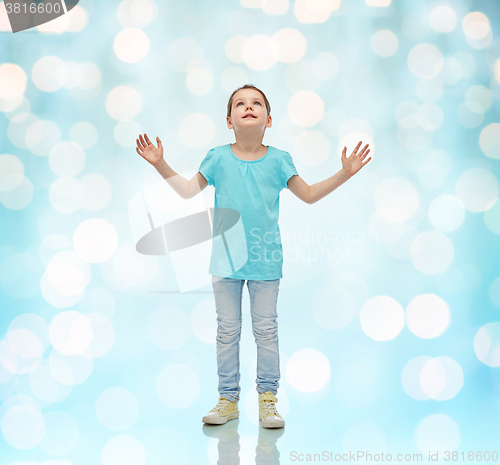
[213,399,232,412]
[261,401,280,417]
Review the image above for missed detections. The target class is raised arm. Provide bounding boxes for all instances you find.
[287,141,372,205]
[136,133,208,199]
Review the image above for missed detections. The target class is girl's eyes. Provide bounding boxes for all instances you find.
[236,101,261,106]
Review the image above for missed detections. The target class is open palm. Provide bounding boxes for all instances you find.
[342,141,372,177]
[136,133,163,167]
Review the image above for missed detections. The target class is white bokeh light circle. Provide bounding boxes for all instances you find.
[106,85,142,121]
[49,310,93,356]
[273,28,307,63]
[0,174,34,210]
[360,296,405,341]
[405,294,450,338]
[179,113,215,149]
[410,231,454,275]
[415,414,460,455]
[3,329,43,374]
[286,348,330,393]
[374,177,420,223]
[156,364,200,408]
[114,28,150,63]
[429,5,457,33]
[48,346,93,385]
[117,0,158,28]
[70,121,98,150]
[455,167,498,212]
[48,176,85,213]
[26,120,62,156]
[474,322,500,367]
[29,360,72,403]
[32,56,68,92]
[95,387,139,431]
[371,29,398,57]
[288,90,324,127]
[242,34,279,70]
[0,63,27,100]
[43,253,89,297]
[462,12,490,40]
[0,154,24,192]
[225,35,246,63]
[147,306,191,350]
[402,356,433,401]
[73,218,118,263]
[0,339,18,376]
[479,123,500,160]
[49,141,86,177]
[407,43,444,78]
[294,0,332,23]
[1,403,45,449]
[420,356,463,401]
[38,411,79,456]
[428,194,465,232]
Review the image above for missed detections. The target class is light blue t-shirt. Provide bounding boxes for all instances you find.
[198,143,298,280]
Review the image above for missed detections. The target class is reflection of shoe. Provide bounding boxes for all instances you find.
[258,423,285,454]
[202,417,239,443]
[258,391,285,428]
[202,397,239,425]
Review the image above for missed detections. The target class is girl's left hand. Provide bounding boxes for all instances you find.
[342,141,372,177]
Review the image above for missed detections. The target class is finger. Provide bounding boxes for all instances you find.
[136,136,146,150]
[144,133,153,146]
[352,141,362,156]
[157,136,162,148]
[136,147,144,157]
[361,149,370,159]
[342,146,346,158]
[139,134,147,147]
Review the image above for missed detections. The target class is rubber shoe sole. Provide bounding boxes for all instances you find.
[202,410,239,425]
[259,412,285,428]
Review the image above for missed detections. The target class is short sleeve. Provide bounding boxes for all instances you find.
[199,148,216,187]
[281,151,298,190]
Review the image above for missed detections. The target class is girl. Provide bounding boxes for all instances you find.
[136,84,371,429]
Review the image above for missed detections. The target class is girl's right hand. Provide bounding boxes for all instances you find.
[136,133,164,167]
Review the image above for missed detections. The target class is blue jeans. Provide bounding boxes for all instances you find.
[212,275,281,403]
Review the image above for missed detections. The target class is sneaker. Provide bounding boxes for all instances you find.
[258,391,285,428]
[202,396,239,425]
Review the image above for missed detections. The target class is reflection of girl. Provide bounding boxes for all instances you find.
[136,84,372,429]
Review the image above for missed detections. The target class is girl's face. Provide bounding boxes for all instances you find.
[227,89,271,130]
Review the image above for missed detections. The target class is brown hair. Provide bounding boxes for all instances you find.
[227,84,271,118]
